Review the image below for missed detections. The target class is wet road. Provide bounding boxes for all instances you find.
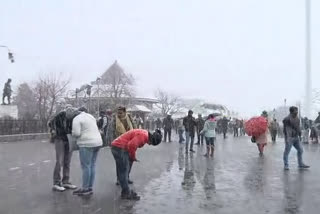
[1,135,320,214]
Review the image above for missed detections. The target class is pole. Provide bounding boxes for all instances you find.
[305,0,312,118]
[97,78,100,112]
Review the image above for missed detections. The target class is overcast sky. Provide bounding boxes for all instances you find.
[1,0,320,117]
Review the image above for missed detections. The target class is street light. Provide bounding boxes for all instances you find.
[0,45,15,63]
[96,77,101,112]
[305,0,312,118]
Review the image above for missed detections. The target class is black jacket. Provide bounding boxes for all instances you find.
[48,111,72,142]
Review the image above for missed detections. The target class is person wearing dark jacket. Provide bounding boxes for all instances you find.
[283,106,310,170]
[196,114,205,145]
[221,117,230,139]
[155,118,162,129]
[48,108,78,192]
[163,115,174,142]
[269,119,279,142]
[183,110,197,153]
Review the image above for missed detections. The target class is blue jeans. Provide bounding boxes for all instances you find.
[79,147,100,189]
[111,147,130,194]
[178,129,184,143]
[185,131,194,151]
[283,137,304,167]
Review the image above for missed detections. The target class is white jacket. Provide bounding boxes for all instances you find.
[72,112,103,147]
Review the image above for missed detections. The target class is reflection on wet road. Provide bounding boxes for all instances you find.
[130,137,320,214]
[1,136,320,214]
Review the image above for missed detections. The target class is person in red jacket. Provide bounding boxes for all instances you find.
[111,129,162,200]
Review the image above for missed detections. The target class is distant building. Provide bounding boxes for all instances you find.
[66,61,158,119]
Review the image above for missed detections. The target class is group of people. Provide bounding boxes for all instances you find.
[47,101,312,203]
[48,105,162,201]
[250,107,310,170]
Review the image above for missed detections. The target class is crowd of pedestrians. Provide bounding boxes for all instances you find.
[48,102,314,201]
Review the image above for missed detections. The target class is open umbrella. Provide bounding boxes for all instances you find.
[245,116,268,137]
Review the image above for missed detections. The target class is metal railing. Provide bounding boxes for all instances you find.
[0,119,48,135]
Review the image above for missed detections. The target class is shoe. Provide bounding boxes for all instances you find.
[73,188,93,196]
[189,150,195,153]
[128,180,134,184]
[299,165,310,169]
[116,181,120,186]
[284,165,289,170]
[203,154,208,157]
[62,183,77,190]
[52,184,66,192]
[121,191,140,201]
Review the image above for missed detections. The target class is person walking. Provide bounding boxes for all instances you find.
[221,117,230,139]
[178,119,185,143]
[107,106,136,185]
[48,107,78,192]
[200,114,217,157]
[301,117,310,144]
[111,129,162,200]
[183,110,197,153]
[256,111,269,155]
[71,109,102,196]
[283,106,310,170]
[155,118,162,129]
[269,119,279,143]
[196,114,205,145]
[163,115,174,142]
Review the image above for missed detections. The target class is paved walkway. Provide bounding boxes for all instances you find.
[1,135,320,214]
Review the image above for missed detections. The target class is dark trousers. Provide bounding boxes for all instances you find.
[223,128,227,139]
[164,129,172,142]
[53,139,72,185]
[197,131,204,144]
[178,129,185,143]
[271,130,277,142]
[233,128,239,137]
[111,147,130,194]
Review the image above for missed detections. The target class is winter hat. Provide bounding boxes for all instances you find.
[149,129,162,146]
[66,107,80,120]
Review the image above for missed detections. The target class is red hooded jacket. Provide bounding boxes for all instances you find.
[111,129,149,161]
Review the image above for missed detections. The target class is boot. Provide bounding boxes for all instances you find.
[210,146,214,156]
[204,146,210,157]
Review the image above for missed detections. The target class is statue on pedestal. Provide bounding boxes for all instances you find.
[2,78,12,105]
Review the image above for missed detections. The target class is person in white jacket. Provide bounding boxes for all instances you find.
[71,110,102,196]
[200,114,217,157]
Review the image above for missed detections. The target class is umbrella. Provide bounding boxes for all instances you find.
[245,116,268,137]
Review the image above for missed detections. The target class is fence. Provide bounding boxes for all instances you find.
[0,119,48,135]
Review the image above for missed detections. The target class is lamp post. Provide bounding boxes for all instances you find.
[96,77,101,112]
[305,0,312,118]
[0,45,14,63]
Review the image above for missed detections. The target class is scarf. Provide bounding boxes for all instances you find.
[116,114,134,137]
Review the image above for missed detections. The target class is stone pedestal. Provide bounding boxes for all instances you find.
[0,105,18,119]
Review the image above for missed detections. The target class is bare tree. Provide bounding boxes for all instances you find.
[93,60,135,108]
[33,72,70,124]
[154,89,182,117]
[15,83,38,119]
